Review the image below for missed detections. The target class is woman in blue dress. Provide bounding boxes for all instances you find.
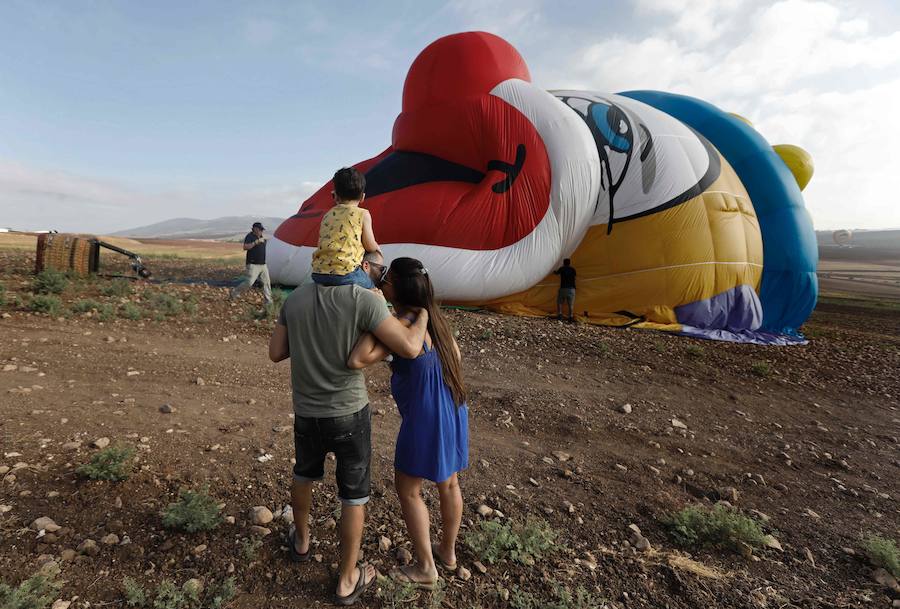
[348,257,469,589]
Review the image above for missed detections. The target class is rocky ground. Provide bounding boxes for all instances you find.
[1,248,899,609]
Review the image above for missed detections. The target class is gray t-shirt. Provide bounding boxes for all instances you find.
[277,283,390,419]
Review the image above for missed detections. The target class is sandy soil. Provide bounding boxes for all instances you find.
[1,247,899,609]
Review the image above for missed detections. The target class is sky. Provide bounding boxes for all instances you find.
[1,0,898,233]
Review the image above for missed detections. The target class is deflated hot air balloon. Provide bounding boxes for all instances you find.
[268,31,818,344]
[833,230,853,246]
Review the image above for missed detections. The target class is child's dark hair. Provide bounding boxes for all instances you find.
[388,257,467,406]
[333,167,366,201]
[564,258,571,265]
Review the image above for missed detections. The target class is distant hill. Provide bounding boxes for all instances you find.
[112,216,285,241]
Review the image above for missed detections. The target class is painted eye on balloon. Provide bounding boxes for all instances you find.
[590,104,632,153]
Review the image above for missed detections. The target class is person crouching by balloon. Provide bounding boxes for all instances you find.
[347,257,469,589]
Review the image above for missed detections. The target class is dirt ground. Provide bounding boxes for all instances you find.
[1,243,899,609]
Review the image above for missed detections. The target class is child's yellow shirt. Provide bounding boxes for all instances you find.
[311,203,366,275]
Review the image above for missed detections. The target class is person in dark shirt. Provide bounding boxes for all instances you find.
[554,258,576,322]
[230,221,272,304]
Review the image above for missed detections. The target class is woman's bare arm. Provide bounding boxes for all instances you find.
[347,317,413,369]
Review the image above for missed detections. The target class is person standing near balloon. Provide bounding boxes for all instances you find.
[348,257,469,589]
[554,258,576,322]
[230,221,273,304]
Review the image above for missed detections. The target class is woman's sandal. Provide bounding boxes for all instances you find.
[431,543,457,572]
[389,566,439,591]
[288,527,311,563]
[334,564,375,606]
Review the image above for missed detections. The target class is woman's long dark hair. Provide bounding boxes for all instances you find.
[388,257,467,406]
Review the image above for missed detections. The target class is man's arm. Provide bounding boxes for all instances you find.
[243,237,264,251]
[360,209,380,254]
[371,309,428,359]
[268,322,290,362]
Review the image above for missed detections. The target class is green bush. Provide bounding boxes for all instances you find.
[101,279,133,297]
[685,344,705,358]
[77,446,135,481]
[241,537,262,560]
[73,298,103,313]
[146,293,183,317]
[862,534,900,578]
[32,269,68,294]
[183,296,198,316]
[28,294,63,316]
[122,577,147,607]
[205,577,236,609]
[120,575,234,609]
[511,585,605,609]
[750,361,770,377]
[162,487,222,533]
[0,564,61,609]
[0,283,6,307]
[465,517,557,566]
[97,303,116,321]
[152,579,194,609]
[663,504,765,554]
[376,576,417,609]
[120,303,143,320]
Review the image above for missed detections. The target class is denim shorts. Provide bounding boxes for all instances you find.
[557,288,576,305]
[293,405,371,505]
[311,266,375,289]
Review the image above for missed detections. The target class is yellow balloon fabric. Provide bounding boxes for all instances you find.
[480,153,763,330]
[729,112,754,127]
[773,144,814,191]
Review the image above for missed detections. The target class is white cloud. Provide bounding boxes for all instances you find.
[0,160,319,233]
[537,0,900,229]
[634,0,749,46]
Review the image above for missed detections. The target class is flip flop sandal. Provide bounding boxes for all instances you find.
[389,566,438,591]
[431,543,457,572]
[288,527,312,563]
[334,564,375,606]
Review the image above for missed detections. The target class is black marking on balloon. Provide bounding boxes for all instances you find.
[288,150,487,221]
[364,150,485,198]
[487,144,527,194]
[639,124,654,161]
[613,310,647,327]
[614,128,721,223]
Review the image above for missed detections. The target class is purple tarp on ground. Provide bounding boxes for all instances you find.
[675,285,808,345]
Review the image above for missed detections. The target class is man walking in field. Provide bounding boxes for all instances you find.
[231,221,272,304]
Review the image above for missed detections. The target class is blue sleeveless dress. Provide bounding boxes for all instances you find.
[391,341,469,483]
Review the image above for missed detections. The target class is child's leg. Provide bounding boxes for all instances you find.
[344,267,374,289]
[311,273,343,286]
[394,469,437,582]
[435,473,462,567]
[311,267,374,289]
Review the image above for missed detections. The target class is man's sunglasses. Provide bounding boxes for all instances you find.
[369,262,390,286]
